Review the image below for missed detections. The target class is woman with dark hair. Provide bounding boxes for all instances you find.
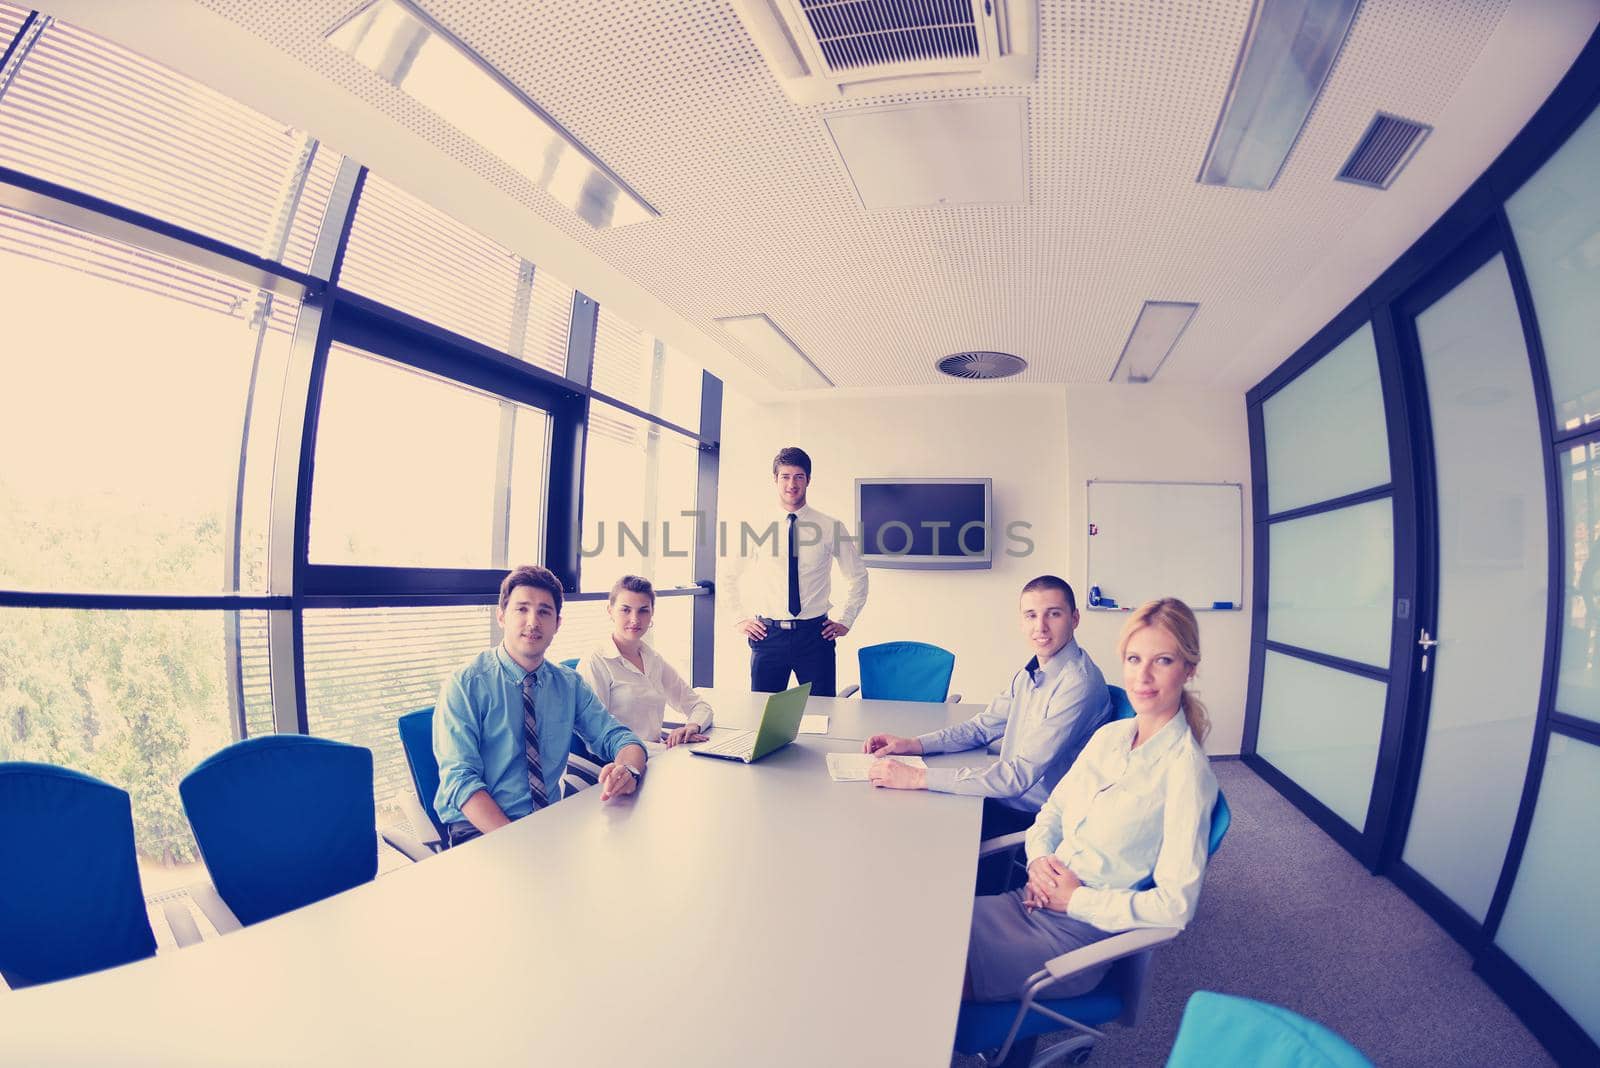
[581,575,714,749]
[963,597,1219,1002]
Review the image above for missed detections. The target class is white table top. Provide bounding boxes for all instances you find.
[701,688,982,743]
[0,732,983,1066]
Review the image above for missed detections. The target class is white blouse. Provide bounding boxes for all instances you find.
[1024,710,1218,932]
[581,638,714,745]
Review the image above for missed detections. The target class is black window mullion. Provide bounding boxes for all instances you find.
[693,372,723,688]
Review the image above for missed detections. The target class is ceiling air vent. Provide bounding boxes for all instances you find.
[733,0,1035,105]
[937,351,1027,380]
[1336,112,1432,190]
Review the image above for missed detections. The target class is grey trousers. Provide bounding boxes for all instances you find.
[966,889,1114,1002]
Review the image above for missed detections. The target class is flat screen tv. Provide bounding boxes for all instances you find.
[855,478,992,570]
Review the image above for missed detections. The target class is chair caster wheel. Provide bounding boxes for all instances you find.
[1066,1049,1092,1065]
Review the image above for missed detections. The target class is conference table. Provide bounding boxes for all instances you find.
[0,694,993,1066]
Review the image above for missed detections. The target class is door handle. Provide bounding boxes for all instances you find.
[1418,628,1438,672]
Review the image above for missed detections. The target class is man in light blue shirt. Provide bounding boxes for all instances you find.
[864,576,1112,845]
[434,565,647,844]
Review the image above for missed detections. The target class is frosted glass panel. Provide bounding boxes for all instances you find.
[1401,255,1546,923]
[1262,323,1391,514]
[1495,734,1600,1047]
[1557,438,1600,723]
[1267,500,1394,667]
[1505,105,1600,432]
[1255,651,1386,829]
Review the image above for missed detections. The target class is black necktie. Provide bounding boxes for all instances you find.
[787,513,801,617]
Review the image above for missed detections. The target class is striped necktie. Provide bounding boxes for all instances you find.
[521,670,549,811]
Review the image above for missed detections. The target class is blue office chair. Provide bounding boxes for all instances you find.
[0,762,159,987]
[560,656,605,789]
[1166,991,1374,1067]
[393,706,448,853]
[1107,683,1136,721]
[179,736,377,929]
[839,641,958,702]
[957,787,1232,1067]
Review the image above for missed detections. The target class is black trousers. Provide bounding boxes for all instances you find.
[749,616,837,697]
[975,798,1037,894]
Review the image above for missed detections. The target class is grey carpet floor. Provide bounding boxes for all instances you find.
[953,760,1555,1067]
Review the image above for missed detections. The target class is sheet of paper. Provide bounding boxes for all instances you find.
[799,714,829,735]
[825,752,927,782]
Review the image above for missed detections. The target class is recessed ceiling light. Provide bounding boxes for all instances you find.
[713,314,833,391]
[1197,0,1360,191]
[1109,302,1198,383]
[326,0,656,228]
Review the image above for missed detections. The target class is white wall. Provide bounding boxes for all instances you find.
[1063,384,1253,754]
[713,381,1252,753]
[713,385,1069,706]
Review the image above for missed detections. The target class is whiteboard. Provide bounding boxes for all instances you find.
[1085,480,1243,611]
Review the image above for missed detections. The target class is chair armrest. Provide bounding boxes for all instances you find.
[839,684,860,698]
[379,826,434,864]
[393,790,443,851]
[978,830,1029,859]
[566,753,604,784]
[162,898,203,948]
[947,692,962,703]
[1042,926,1180,980]
[185,882,243,935]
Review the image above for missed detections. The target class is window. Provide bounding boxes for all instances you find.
[0,205,296,594]
[579,401,701,593]
[1557,436,1600,724]
[593,304,702,430]
[302,605,495,821]
[0,607,252,882]
[0,18,338,269]
[338,172,572,374]
[309,344,550,569]
[1506,105,1600,432]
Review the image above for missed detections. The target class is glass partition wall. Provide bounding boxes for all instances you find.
[0,6,721,908]
[1245,35,1600,1064]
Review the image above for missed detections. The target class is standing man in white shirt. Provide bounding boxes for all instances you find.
[726,446,868,697]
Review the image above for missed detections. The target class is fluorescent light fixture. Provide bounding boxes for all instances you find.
[713,314,834,390]
[1109,302,1199,383]
[326,0,656,228]
[1197,0,1360,190]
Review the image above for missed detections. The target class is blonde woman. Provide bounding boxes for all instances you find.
[581,575,713,750]
[964,598,1219,1002]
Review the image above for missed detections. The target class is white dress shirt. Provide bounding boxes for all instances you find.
[915,640,1111,811]
[581,638,714,746]
[1025,710,1218,932]
[723,502,869,626]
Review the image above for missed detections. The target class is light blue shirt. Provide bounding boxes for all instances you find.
[1025,711,1218,932]
[915,639,1112,811]
[433,646,643,825]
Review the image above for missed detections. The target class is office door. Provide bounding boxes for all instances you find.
[1387,233,1549,933]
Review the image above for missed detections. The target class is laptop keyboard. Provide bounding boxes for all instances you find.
[695,731,756,758]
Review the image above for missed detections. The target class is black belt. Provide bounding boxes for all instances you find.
[759,615,825,630]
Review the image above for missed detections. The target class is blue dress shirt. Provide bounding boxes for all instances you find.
[433,646,643,825]
[915,639,1112,812]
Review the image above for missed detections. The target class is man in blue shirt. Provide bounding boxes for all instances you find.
[434,565,648,844]
[863,576,1112,846]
